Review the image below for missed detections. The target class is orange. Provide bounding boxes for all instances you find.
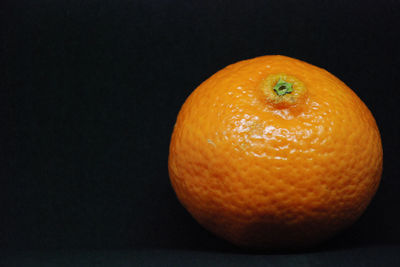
[168,55,383,250]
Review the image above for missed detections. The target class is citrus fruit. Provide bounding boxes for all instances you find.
[168,55,383,250]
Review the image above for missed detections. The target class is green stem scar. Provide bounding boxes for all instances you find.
[273,78,293,96]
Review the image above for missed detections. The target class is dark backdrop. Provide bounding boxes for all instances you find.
[4,0,400,265]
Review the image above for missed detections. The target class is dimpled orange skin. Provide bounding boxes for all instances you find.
[168,55,383,250]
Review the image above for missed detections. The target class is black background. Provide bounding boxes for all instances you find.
[4,0,400,265]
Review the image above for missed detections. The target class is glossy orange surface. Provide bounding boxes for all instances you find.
[168,55,383,250]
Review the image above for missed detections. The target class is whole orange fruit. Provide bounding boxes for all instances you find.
[168,55,382,250]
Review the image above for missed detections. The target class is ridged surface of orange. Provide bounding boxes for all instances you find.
[168,55,383,250]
